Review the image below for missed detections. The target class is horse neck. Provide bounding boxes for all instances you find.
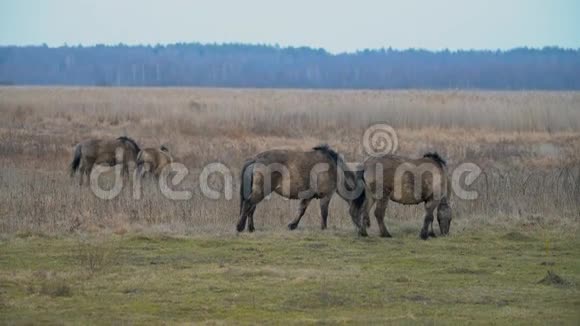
[162,150,173,162]
[119,143,138,159]
[335,157,364,201]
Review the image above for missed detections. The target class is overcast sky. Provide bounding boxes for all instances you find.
[0,0,578,53]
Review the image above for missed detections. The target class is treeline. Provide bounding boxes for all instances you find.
[0,43,579,89]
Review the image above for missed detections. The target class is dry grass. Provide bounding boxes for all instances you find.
[0,87,579,235]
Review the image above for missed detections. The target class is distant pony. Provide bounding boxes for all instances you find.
[354,152,452,239]
[136,145,173,178]
[70,136,140,186]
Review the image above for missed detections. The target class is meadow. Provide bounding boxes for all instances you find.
[0,87,579,323]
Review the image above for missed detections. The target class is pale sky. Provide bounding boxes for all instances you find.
[0,0,578,53]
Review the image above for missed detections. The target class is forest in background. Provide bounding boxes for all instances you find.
[0,43,579,89]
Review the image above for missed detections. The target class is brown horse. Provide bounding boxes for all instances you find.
[70,136,141,185]
[136,145,173,178]
[236,145,366,232]
[354,152,452,239]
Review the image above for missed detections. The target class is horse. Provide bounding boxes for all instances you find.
[236,145,366,232]
[354,152,452,239]
[136,145,173,178]
[70,136,141,186]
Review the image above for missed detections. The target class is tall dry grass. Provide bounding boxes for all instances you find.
[0,87,578,235]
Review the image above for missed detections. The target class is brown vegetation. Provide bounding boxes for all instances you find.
[0,87,578,235]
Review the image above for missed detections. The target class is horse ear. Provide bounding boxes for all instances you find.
[160,145,169,152]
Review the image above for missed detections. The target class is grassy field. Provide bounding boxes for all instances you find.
[1,230,579,324]
[0,87,579,323]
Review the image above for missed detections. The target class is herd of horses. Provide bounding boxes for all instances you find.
[70,137,173,185]
[70,137,452,239]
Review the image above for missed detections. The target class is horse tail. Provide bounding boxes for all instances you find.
[70,144,82,177]
[239,159,255,215]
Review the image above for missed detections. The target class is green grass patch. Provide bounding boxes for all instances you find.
[0,230,579,324]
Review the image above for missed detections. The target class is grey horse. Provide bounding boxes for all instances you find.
[236,145,365,232]
[136,145,173,178]
[70,136,141,185]
[354,152,452,239]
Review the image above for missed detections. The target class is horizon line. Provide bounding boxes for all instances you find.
[1,42,579,55]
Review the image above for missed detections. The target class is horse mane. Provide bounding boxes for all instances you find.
[314,144,365,207]
[423,152,446,167]
[313,144,341,164]
[117,136,141,153]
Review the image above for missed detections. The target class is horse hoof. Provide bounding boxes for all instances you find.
[358,230,368,237]
[236,224,245,232]
[420,230,429,240]
[288,223,298,230]
[248,226,255,233]
[380,232,392,238]
[428,231,437,238]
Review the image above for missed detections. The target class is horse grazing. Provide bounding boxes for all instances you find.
[237,145,365,232]
[136,145,173,178]
[70,136,141,186]
[354,152,452,239]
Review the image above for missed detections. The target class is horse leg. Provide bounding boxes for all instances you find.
[78,165,84,186]
[420,199,439,240]
[246,205,257,232]
[374,198,392,238]
[77,157,85,186]
[429,213,437,238]
[357,195,375,237]
[121,161,131,183]
[237,187,264,232]
[288,198,312,230]
[236,200,252,232]
[429,200,441,237]
[319,195,332,230]
[358,220,368,237]
[353,208,370,237]
[82,158,95,186]
[84,164,92,186]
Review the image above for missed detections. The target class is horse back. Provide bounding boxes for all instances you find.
[364,155,448,204]
[250,149,338,199]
